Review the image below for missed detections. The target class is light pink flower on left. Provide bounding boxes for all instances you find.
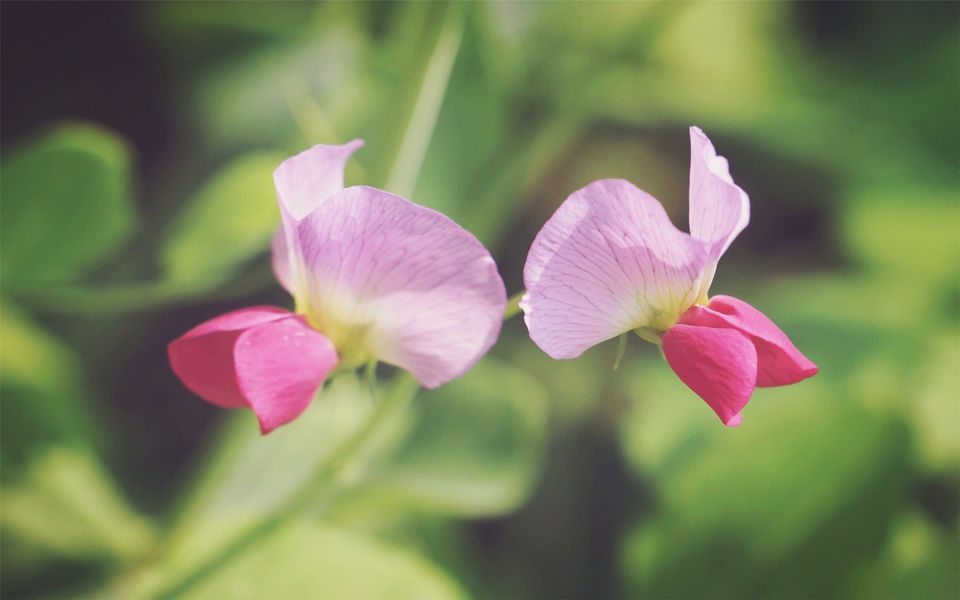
[169,141,506,433]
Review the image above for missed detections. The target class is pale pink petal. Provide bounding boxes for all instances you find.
[271,140,364,299]
[270,227,294,294]
[295,186,506,388]
[521,179,710,359]
[234,315,338,434]
[679,295,818,387]
[688,127,750,298]
[168,306,293,409]
[662,323,757,426]
[273,140,365,221]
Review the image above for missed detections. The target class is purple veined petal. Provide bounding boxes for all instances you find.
[271,140,365,301]
[295,186,506,388]
[688,127,750,298]
[521,179,710,360]
[168,306,298,409]
[662,323,757,426]
[678,295,818,388]
[234,315,339,434]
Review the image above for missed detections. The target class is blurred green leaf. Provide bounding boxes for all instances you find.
[0,301,103,472]
[842,185,959,285]
[178,522,466,600]
[1,122,135,291]
[159,151,288,289]
[847,511,960,600]
[619,373,912,599]
[347,358,549,517]
[128,374,414,597]
[905,332,960,468]
[1,449,155,561]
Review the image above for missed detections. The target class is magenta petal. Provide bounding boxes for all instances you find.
[296,186,506,388]
[680,295,818,387]
[234,316,338,434]
[662,323,758,426]
[168,307,294,409]
[522,179,709,359]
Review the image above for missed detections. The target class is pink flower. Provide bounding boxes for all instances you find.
[169,141,506,433]
[520,127,817,426]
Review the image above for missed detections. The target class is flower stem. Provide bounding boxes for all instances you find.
[384,2,466,198]
[503,290,526,321]
[154,373,420,599]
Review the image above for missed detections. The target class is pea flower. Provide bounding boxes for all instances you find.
[520,127,817,426]
[169,141,506,433]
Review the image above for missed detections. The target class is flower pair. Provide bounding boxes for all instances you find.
[169,128,816,433]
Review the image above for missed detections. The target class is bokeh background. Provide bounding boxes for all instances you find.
[2,1,957,598]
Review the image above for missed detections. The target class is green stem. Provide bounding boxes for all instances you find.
[154,373,420,599]
[280,72,341,145]
[503,289,526,321]
[384,2,466,198]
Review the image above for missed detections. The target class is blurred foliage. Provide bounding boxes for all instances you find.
[1,1,957,598]
[1,123,134,292]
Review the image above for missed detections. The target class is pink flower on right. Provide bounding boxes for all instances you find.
[520,126,817,426]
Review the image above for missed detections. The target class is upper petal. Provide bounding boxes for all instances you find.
[521,179,709,359]
[296,186,506,388]
[678,295,818,387]
[271,140,365,298]
[273,140,365,221]
[688,127,750,296]
[662,323,757,426]
[168,306,294,409]
[234,315,339,434]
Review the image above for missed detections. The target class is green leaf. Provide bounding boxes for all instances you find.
[351,358,549,517]
[0,301,103,472]
[904,332,960,468]
[129,375,415,597]
[0,122,135,291]
[842,185,959,285]
[619,371,913,599]
[1,449,156,561]
[178,522,466,600]
[159,151,288,289]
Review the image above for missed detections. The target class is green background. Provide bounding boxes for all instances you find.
[2,2,957,598]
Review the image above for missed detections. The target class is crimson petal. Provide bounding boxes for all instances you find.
[662,323,758,426]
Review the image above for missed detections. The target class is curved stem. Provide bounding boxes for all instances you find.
[154,373,419,599]
[503,289,526,321]
[384,2,466,198]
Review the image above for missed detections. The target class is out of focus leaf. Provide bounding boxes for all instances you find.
[0,122,134,291]
[842,185,959,285]
[129,375,414,597]
[906,333,960,468]
[619,374,912,599]
[159,151,288,289]
[0,301,102,472]
[193,28,369,150]
[178,522,466,600]
[847,511,960,600]
[346,358,549,517]
[1,449,155,561]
